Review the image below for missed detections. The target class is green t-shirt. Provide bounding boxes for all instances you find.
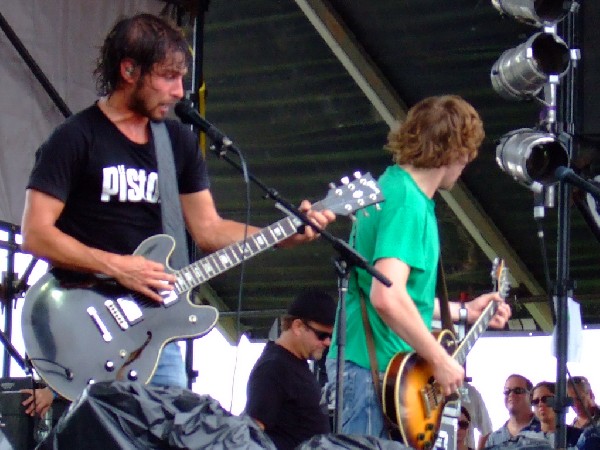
[329,165,439,371]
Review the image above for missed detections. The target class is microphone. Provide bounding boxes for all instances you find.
[174,100,233,150]
[555,166,600,200]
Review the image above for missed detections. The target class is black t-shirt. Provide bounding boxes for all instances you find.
[246,341,330,450]
[27,103,209,255]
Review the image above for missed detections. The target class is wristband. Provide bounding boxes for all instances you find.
[459,304,468,324]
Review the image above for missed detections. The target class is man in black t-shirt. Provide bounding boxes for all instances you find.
[21,13,334,394]
[245,289,337,450]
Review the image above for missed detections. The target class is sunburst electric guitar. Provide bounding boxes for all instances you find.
[381,258,510,449]
[21,172,383,401]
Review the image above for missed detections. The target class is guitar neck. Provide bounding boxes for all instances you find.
[165,170,384,295]
[172,215,301,294]
[452,300,498,366]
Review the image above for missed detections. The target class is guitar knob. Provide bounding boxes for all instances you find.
[417,433,425,441]
[425,423,435,431]
[128,370,138,381]
[87,378,96,385]
[105,361,115,372]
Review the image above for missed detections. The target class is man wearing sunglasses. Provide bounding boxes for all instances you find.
[245,289,337,450]
[485,374,541,448]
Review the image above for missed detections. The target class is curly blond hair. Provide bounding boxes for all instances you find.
[385,95,485,168]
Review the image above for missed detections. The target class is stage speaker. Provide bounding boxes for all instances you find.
[577,1,600,136]
[0,392,34,450]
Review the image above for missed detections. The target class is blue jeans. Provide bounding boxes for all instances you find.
[326,358,387,439]
[149,342,187,388]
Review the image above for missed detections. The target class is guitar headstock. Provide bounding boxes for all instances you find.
[317,172,384,217]
[491,257,511,300]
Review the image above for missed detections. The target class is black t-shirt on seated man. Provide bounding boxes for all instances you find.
[246,341,330,450]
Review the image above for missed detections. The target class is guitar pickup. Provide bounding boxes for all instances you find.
[420,387,433,419]
[105,300,129,330]
[104,298,143,330]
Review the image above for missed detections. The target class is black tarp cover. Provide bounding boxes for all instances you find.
[38,381,277,450]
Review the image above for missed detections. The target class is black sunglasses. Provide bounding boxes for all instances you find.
[302,321,332,341]
[458,420,470,430]
[503,387,528,396]
[531,395,555,406]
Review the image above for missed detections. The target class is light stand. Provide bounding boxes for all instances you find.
[554,174,571,449]
[489,2,586,448]
[552,5,578,446]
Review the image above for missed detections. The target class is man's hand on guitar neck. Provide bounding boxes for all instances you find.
[275,200,336,249]
[105,253,176,303]
[463,292,511,329]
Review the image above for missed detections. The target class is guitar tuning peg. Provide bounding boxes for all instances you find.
[353,171,362,179]
[329,182,336,189]
[374,203,382,211]
[340,176,350,185]
[349,214,357,222]
[362,210,370,217]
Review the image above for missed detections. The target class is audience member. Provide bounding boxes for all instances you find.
[568,376,600,429]
[461,381,493,449]
[484,374,540,447]
[576,423,600,449]
[458,406,474,450]
[530,381,581,448]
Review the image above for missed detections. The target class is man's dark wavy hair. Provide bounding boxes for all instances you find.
[94,13,191,96]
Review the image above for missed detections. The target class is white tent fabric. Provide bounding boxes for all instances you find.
[0,0,164,226]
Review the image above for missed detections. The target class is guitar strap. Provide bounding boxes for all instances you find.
[356,242,453,439]
[357,272,398,437]
[437,253,455,334]
[151,121,189,270]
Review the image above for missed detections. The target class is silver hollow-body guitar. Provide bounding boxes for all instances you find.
[22,173,383,401]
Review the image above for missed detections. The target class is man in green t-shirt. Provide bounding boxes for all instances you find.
[327,95,511,439]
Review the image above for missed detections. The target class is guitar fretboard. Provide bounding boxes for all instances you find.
[452,301,498,366]
[173,216,300,294]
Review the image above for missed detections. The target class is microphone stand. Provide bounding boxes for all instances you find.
[0,328,31,375]
[204,129,390,280]
[198,120,392,434]
[0,221,33,377]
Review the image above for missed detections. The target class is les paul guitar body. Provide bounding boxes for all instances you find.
[382,258,509,449]
[382,330,458,448]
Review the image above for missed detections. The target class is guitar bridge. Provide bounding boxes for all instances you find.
[87,306,112,342]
